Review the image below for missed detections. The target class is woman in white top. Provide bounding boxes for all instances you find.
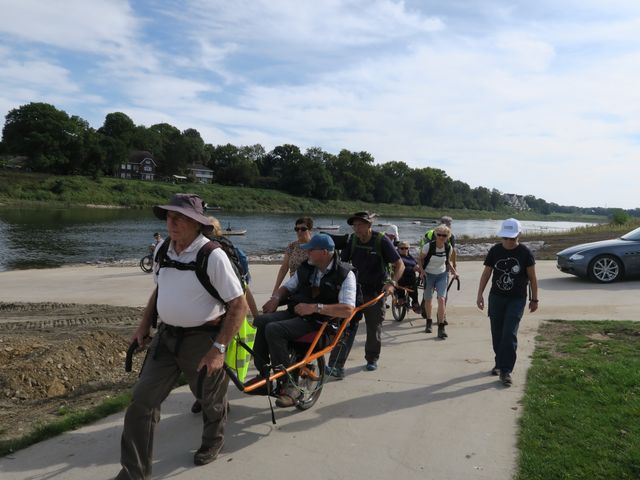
[418,224,458,339]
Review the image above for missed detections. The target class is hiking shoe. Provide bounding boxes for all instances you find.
[425,318,433,333]
[191,400,202,414]
[437,324,447,339]
[194,444,221,466]
[275,385,299,408]
[365,361,378,371]
[490,366,500,376]
[500,372,513,386]
[326,366,345,379]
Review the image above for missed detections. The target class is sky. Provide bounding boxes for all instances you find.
[1,1,639,209]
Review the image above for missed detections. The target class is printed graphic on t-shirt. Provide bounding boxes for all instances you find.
[494,257,521,291]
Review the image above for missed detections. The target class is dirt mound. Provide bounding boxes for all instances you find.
[0,302,145,446]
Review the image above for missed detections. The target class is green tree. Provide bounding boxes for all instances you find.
[2,102,76,173]
[98,112,136,147]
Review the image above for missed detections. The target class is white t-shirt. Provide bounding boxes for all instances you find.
[154,235,244,327]
[421,244,447,275]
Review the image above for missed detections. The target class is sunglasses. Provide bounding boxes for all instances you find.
[398,247,409,250]
[436,233,448,237]
[294,226,309,232]
[502,237,516,241]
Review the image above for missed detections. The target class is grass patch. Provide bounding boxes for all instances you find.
[0,171,610,221]
[0,392,132,457]
[517,320,640,480]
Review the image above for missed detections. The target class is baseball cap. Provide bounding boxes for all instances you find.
[300,233,335,251]
[497,218,522,238]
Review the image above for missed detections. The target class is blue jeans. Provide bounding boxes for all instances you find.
[487,293,526,374]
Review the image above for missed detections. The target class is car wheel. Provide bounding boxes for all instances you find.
[588,255,623,283]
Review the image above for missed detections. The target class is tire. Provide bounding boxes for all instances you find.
[391,295,407,322]
[293,354,325,411]
[139,255,153,273]
[588,255,623,283]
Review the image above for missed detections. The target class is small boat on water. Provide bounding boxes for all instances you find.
[204,204,223,211]
[225,229,246,235]
[317,220,340,231]
[225,222,246,235]
[377,222,391,227]
[412,220,421,225]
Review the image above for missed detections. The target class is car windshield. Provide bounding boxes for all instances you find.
[620,226,640,241]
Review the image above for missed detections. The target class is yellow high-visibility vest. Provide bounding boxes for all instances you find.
[225,317,256,382]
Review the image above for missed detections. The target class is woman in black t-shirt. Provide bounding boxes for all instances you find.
[476,218,539,387]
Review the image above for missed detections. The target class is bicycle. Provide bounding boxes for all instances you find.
[139,246,154,273]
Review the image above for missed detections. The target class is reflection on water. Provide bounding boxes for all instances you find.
[0,206,597,271]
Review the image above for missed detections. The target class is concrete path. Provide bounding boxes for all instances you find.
[0,261,638,480]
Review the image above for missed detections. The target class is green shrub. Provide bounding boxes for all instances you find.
[611,209,630,225]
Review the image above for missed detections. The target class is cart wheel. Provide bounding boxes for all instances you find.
[139,255,153,273]
[391,296,407,322]
[294,355,325,410]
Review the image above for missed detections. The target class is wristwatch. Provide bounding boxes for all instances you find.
[316,303,324,313]
[212,341,227,353]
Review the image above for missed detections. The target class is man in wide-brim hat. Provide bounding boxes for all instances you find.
[327,211,405,377]
[116,193,248,479]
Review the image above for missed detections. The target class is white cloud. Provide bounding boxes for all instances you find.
[0,0,638,208]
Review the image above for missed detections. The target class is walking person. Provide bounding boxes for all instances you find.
[476,218,539,387]
[418,224,458,338]
[271,217,313,295]
[115,193,248,479]
[327,211,404,377]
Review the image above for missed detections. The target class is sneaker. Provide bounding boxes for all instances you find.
[194,444,221,466]
[191,400,202,414]
[490,366,499,376]
[365,361,378,371]
[500,372,512,386]
[326,366,345,379]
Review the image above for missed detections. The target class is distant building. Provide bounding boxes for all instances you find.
[503,193,530,211]
[120,151,157,180]
[188,164,214,184]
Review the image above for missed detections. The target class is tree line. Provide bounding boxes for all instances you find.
[1,102,637,217]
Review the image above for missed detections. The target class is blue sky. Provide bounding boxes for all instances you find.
[1,1,639,209]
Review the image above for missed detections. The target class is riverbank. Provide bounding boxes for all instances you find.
[0,171,607,222]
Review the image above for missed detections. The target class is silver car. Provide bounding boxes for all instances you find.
[557,226,640,282]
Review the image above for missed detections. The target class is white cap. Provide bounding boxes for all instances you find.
[385,224,399,240]
[497,218,522,238]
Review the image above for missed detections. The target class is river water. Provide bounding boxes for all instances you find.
[0,206,594,271]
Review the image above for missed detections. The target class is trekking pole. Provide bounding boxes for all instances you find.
[124,336,151,373]
[447,276,460,293]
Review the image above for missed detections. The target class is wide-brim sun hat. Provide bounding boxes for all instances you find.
[153,193,213,232]
[497,218,522,238]
[347,211,375,225]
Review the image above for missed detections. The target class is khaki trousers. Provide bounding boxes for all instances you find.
[116,325,228,480]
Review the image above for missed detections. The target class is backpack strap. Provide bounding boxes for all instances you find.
[194,241,224,304]
[423,240,451,269]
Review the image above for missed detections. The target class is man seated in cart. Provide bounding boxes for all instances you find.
[254,233,357,407]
